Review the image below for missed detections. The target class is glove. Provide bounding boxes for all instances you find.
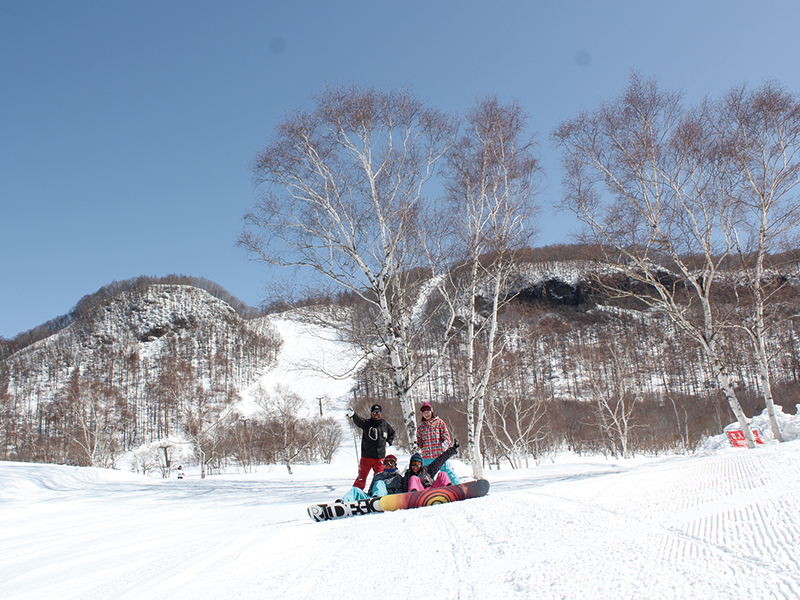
[345,409,354,418]
[452,439,460,450]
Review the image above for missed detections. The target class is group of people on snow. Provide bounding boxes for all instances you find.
[340,401,461,503]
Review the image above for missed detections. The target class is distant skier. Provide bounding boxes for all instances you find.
[348,404,396,490]
[176,465,185,480]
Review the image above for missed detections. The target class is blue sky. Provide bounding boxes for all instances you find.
[3,1,800,338]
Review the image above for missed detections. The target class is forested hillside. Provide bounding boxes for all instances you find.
[0,278,281,469]
[348,249,800,466]
[3,249,800,473]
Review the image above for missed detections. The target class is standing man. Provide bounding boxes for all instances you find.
[349,403,395,490]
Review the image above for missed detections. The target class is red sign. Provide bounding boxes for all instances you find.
[726,428,765,447]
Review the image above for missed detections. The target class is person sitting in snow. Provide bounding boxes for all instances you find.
[403,441,460,492]
[338,454,404,503]
[176,466,185,480]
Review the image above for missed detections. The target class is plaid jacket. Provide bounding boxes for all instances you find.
[416,415,451,460]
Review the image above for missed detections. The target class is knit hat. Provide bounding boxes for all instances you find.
[410,453,423,465]
[371,404,383,413]
[420,402,432,412]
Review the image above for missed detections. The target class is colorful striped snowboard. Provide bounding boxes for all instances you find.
[307,479,490,522]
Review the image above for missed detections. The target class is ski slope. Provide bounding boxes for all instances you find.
[3,315,800,599]
[2,425,800,600]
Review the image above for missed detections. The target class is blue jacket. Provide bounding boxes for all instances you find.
[368,467,404,495]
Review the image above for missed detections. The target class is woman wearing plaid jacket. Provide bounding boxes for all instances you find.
[415,402,461,484]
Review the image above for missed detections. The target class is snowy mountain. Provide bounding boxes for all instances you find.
[4,255,800,469]
[0,280,281,466]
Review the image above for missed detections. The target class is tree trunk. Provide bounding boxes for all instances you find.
[708,353,755,448]
[466,269,503,479]
[750,271,784,442]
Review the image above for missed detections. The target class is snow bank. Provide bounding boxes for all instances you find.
[697,404,800,454]
[0,461,142,502]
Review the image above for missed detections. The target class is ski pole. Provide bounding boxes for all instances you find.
[351,423,359,465]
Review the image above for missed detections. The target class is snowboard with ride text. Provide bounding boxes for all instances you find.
[307,479,490,522]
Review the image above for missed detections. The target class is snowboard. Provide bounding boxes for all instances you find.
[307,479,490,522]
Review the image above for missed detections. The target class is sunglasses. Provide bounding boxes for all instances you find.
[421,408,431,412]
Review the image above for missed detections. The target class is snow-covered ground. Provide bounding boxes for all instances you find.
[3,314,800,599]
[2,427,800,600]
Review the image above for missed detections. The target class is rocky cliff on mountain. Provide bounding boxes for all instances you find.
[0,280,281,465]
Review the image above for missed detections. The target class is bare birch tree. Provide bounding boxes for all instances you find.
[716,82,800,443]
[552,73,758,447]
[580,344,638,458]
[442,97,540,477]
[183,385,230,479]
[483,359,548,468]
[252,384,319,474]
[240,85,457,445]
[59,371,124,467]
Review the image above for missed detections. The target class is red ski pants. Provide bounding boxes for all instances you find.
[353,457,384,489]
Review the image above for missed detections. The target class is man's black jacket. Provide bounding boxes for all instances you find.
[352,413,395,459]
